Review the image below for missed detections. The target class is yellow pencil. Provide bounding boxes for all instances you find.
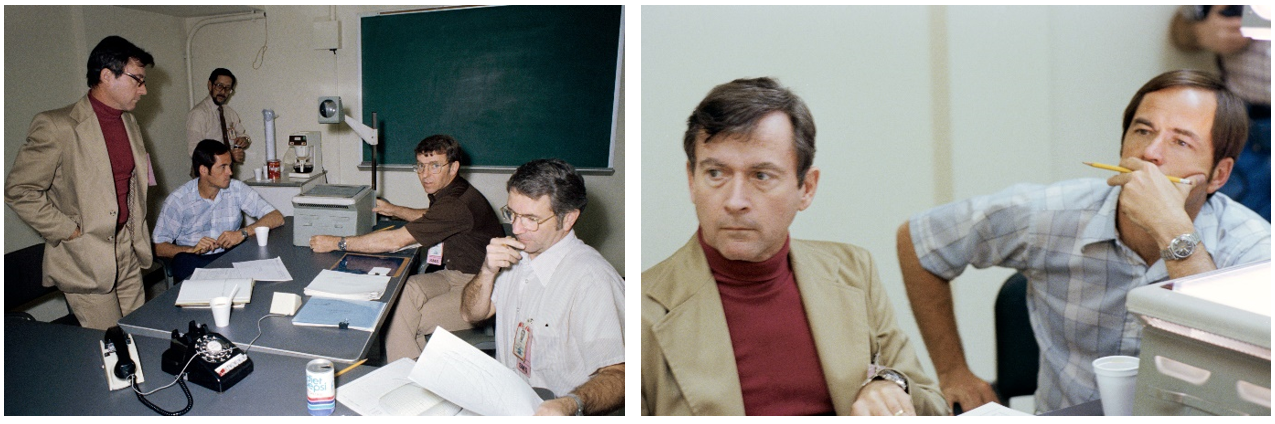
[371,224,398,233]
[1083,162,1192,185]
[335,358,367,377]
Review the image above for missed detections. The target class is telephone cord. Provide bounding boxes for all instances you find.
[132,374,193,416]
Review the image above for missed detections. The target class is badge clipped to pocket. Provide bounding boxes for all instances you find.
[426,242,443,266]
[513,319,534,377]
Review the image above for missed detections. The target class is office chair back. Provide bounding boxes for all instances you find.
[994,272,1038,403]
[4,243,79,325]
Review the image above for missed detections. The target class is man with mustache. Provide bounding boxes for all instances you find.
[460,159,625,415]
[187,68,251,164]
[641,77,947,416]
[309,134,504,363]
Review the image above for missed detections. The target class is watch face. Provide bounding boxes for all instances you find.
[1169,235,1198,259]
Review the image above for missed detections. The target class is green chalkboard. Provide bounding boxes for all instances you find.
[360,5,622,169]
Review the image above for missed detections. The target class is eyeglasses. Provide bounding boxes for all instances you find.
[500,205,556,232]
[122,71,146,87]
[412,161,450,174]
[212,83,234,94]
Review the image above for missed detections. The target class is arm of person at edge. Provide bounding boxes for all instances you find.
[1170,6,1251,55]
[1107,157,1218,279]
[460,237,524,323]
[897,222,998,414]
[215,210,284,249]
[535,363,625,416]
[373,198,427,222]
[308,226,416,254]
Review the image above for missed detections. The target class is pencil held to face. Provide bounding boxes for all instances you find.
[1083,162,1193,185]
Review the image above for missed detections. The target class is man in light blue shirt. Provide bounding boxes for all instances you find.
[897,70,1271,413]
[154,139,282,283]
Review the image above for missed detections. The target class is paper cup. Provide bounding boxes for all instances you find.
[1093,355,1140,416]
[210,296,232,327]
[255,226,269,246]
[254,168,264,181]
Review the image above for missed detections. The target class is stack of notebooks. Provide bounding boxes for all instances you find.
[174,278,254,308]
[303,269,391,301]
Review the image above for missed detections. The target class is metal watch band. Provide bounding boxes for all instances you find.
[564,393,584,416]
[863,368,909,394]
[1159,232,1200,261]
[240,228,249,238]
[338,237,347,251]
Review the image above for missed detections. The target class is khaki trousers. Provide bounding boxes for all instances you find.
[63,226,145,330]
[385,269,476,362]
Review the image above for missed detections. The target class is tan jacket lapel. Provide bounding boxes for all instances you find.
[647,237,746,415]
[790,241,873,415]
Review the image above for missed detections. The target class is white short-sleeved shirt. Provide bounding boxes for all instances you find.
[910,178,1270,411]
[152,178,276,255]
[491,230,625,397]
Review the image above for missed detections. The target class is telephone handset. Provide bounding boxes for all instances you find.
[101,326,144,390]
[162,320,254,392]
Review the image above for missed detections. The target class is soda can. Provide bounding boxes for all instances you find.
[305,359,335,416]
[267,159,282,181]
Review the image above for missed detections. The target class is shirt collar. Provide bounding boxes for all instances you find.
[1080,184,1122,246]
[520,230,580,286]
[427,176,468,203]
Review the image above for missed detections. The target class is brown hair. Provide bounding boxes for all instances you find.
[1121,70,1248,168]
[683,77,817,186]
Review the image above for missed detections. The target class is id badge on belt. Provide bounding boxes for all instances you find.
[426,242,443,266]
[513,319,534,377]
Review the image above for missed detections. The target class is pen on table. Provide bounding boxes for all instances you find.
[1083,162,1192,185]
[371,225,398,233]
[334,358,367,377]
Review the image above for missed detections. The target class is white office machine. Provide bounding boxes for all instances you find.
[1126,260,1271,416]
[292,184,375,246]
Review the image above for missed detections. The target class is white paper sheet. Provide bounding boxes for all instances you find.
[410,328,542,416]
[189,267,254,280]
[959,402,1033,416]
[231,257,293,281]
[304,269,391,301]
[336,358,466,416]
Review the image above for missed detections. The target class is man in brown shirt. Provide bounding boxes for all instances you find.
[310,134,504,362]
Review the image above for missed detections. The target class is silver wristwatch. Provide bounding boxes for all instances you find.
[240,228,250,239]
[564,393,584,416]
[1160,233,1200,261]
[865,368,909,394]
[338,236,348,251]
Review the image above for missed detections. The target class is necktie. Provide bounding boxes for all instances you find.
[218,105,230,149]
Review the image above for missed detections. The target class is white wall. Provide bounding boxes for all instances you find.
[4,5,625,276]
[4,5,190,254]
[641,5,1215,386]
[183,5,626,274]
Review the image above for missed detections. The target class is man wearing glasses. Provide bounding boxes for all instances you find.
[4,36,155,330]
[187,68,251,164]
[460,159,624,415]
[309,134,504,362]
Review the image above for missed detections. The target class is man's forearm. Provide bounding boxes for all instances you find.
[897,223,971,376]
[343,227,417,253]
[573,363,624,415]
[459,270,497,323]
[155,242,191,258]
[249,210,285,231]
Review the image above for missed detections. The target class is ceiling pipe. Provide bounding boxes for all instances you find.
[186,11,265,109]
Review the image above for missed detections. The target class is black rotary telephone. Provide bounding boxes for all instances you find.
[162,320,254,393]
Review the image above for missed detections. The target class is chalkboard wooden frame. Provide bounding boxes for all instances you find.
[358,5,622,172]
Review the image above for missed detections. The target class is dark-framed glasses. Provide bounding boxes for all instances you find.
[500,205,556,231]
[122,71,146,87]
[212,83,234,94]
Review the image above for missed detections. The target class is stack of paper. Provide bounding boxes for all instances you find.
[174,278,254,307]
[291,297,386,331]
[334,329,541,416]
[304,269,391,301]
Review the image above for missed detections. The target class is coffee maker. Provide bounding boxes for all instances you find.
[285,132,322,177]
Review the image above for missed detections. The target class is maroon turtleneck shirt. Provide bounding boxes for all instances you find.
[698,230,834,415]
[89,94,135,230]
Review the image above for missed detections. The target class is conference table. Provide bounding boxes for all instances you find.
[4,318,378,415]
[119,216,419,364]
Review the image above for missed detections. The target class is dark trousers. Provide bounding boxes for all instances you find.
[1218,111,1270,222]
[171,251,227,284]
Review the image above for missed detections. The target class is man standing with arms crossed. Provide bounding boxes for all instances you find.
[5,36,156,330]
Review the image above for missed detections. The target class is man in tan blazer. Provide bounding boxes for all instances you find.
[642,77,948,416]
[5,36,155,330]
